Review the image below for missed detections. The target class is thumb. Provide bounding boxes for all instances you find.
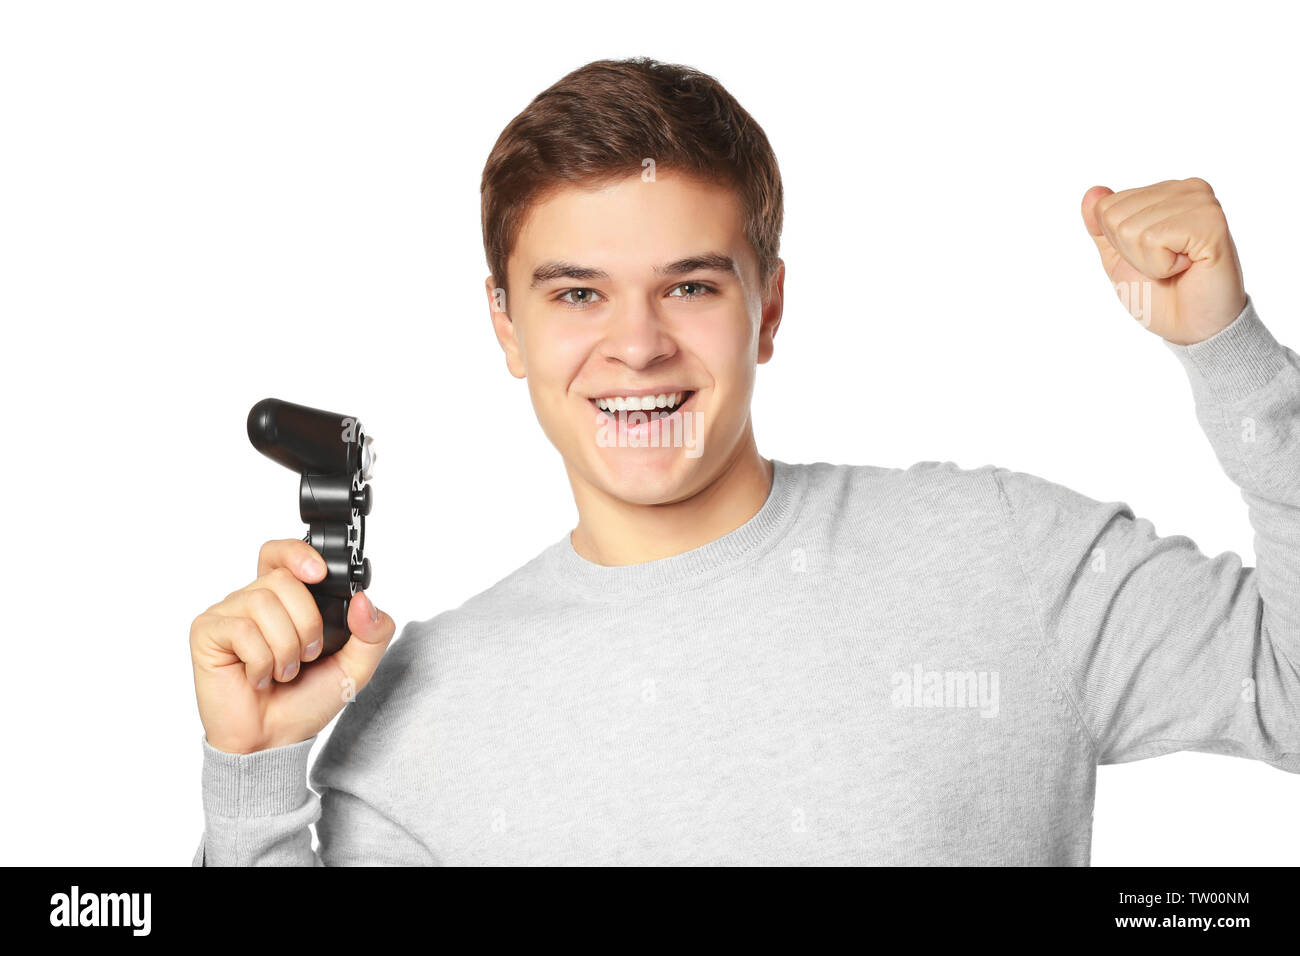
[1079,184,1137,286]
[346,590,390,645]
[332,590,395,687]
[1080,185,1114,240]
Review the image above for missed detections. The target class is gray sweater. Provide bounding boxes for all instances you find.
[193,295,1300,865]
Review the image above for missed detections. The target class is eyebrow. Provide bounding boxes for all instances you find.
[529,252,738,289]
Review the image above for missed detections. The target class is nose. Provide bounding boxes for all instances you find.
[597,299,677,369]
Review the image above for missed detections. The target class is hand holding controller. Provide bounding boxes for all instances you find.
[188,398,394,755]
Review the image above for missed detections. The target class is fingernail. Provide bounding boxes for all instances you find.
[367,594,379,624]
[281,660,299,681]
[301,558,326,578]
[304,640,321,660]
[256,675,270,691]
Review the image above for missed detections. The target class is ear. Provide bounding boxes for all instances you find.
[485,275,526,379]
[756,258,785,365]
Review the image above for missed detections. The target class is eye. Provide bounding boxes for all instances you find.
[555,288,604,308]
[667,281,717,300]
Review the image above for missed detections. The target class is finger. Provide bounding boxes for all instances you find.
[1106,196,1198,279]
[1087,182,1170,256]
[197,613,276,690]
[331,591,396,693]
[241,566,326,662]
[230,586,305,683]
[257,538,328,582]
[1092,178,1182,217]
[1094,190,1163,259]
[1089,179,1208,265]
[1091,178,1184,227]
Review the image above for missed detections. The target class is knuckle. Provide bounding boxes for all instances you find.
[232,616,262,645]
[245,586,277,612]
[1116,219,1139,243]
[266,565,296,588]
[241,643,272,669]
[264,624,298,658]
[243,653,272,678]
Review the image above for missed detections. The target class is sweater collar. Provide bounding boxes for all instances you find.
[544,459,805,600]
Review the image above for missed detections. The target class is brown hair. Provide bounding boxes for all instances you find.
[480,57,783,302]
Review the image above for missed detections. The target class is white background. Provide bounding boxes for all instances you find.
[2,0,1297,866]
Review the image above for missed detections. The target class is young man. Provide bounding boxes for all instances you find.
[189,57,1299,865]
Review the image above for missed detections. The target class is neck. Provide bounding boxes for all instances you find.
[566,426,773,567]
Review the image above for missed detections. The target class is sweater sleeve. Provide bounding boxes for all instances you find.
[191,735,435,866]
[191,623,437,865]
[990,294,1300,772]
[191,735,322,866]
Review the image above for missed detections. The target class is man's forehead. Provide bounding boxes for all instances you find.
[511,172,751,281]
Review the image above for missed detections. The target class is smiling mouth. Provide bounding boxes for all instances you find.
[589,390,697,420]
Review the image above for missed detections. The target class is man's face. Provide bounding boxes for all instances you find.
[488,169,783,506]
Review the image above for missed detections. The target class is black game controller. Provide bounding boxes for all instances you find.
[247,398,375,658]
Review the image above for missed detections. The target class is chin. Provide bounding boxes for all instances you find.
[589,448,705,505]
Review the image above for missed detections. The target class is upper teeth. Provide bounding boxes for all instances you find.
[596,391,685,412]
